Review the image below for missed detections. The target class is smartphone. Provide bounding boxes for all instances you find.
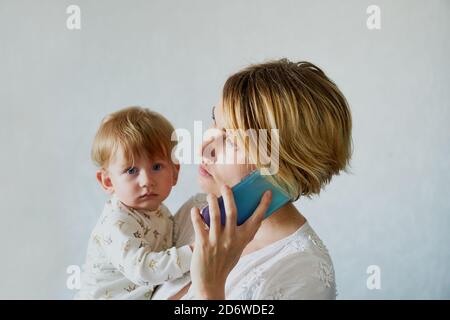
[200,170,291,226]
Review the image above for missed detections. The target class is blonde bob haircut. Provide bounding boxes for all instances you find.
[91,106,177,169]
[222,59,352,200]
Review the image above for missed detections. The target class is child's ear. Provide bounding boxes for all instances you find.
[96,169,114,194]
[172,164,180,186]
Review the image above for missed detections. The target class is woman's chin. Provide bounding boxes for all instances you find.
[197,174,218,195]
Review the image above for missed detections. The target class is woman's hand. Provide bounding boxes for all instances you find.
[189,185,272,299]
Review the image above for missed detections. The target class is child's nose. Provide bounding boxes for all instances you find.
[139,169,156,188]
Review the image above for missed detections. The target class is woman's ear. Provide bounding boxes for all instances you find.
[172,164,180,186]
[96,169,114,194]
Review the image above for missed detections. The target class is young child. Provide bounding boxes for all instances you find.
[75,106,192,300]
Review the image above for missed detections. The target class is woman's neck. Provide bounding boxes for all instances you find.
[241,202,306,256]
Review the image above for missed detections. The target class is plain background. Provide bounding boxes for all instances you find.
[0,0,449,299]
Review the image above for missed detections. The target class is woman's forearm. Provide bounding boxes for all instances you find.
[167,281,225,300]
[197,289,225,300]
[168,282,192,300]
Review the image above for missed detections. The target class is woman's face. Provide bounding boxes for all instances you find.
[198,102,255,197]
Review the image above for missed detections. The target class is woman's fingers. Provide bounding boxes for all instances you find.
[242,190,272,239]
[207,193,221,243]
[221,185,237,237]
[190,207,208,245]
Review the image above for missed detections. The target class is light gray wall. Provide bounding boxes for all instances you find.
[0,0,448,299]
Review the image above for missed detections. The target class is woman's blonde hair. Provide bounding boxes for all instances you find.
[91,106,177,169]
[222,59,352,200]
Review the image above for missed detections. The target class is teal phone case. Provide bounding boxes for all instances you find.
[200,170,291,226]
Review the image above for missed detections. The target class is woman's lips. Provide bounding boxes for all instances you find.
[199,164,212,177]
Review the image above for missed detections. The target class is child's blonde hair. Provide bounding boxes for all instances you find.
[91,106,177,169]
[222,59,353,200]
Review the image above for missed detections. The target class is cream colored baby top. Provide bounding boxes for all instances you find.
[75,195,192,299]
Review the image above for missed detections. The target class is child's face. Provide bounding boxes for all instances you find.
[97,146,180,211]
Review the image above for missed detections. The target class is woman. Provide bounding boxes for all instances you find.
[152,59,352,300]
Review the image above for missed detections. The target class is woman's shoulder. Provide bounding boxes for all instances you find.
[256,221,334,265]
[237,223,337,299]
[285,222,334,261]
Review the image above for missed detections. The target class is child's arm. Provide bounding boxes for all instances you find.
[99,210,192,286]
[172,194,205,247]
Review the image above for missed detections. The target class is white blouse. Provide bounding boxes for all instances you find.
[152,194,337,300]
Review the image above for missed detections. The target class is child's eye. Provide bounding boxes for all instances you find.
[152,163,162,171]
[126,167,138,175]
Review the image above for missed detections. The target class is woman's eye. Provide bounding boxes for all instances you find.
[126,167,137,175]
[222,132,229,142]
[152,163,162,171]
[225,134,235,146]
[225,135,239,151]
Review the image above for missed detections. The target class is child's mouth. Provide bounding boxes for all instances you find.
[139,193,158,199]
